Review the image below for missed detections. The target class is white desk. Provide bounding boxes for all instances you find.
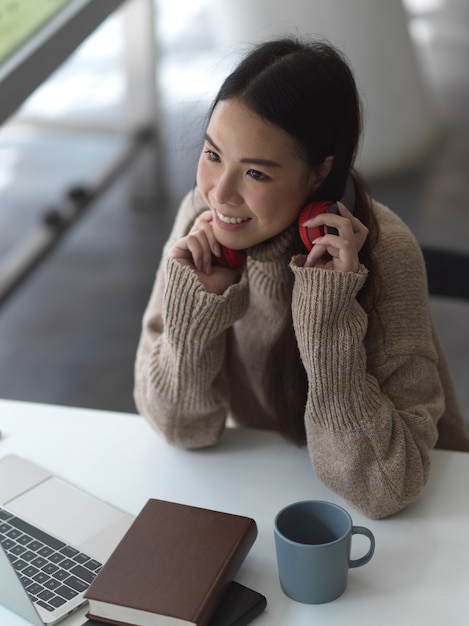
[0,398,468,625]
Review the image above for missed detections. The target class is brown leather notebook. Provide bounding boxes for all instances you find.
[84,499,258,626]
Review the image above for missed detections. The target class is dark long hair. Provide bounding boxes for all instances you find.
[208,37,379,443]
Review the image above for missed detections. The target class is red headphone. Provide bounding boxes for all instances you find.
[213,246,246,269]
[298,201,340,251]
[298,177,355,251]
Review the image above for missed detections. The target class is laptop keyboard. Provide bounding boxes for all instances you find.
[0,506,102,613]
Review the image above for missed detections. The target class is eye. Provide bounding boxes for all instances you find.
[204,149,220,163]
[247,169,267,181]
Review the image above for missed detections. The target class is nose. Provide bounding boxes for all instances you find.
[214,170,242,206]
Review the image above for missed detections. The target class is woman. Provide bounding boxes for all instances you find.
[134,37,469,519]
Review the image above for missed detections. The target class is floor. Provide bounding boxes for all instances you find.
[0,0,468,419]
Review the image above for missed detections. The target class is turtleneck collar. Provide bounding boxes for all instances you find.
[246,222,298,263]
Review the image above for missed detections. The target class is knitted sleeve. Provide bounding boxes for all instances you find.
[290,218,443,519]
[134,192,249,448]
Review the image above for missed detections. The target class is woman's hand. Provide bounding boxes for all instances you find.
[168,210,243,294]
[302,202,368,272]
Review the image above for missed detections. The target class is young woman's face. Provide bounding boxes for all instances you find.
[196,98,322,250]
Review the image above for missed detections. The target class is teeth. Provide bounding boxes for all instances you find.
[216,210,249,225]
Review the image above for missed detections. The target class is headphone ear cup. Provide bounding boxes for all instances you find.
[298,201,334,251]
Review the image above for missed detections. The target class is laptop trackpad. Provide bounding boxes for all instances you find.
[6,476,127,548]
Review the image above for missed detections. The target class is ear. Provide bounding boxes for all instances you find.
[308,155,334,193]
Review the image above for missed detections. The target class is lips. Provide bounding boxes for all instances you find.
[216,210,250,225]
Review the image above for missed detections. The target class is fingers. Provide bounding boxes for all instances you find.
[303,241,333,269]
[302,202,368,272]
[303,203,364,239]
[169,234,213,274]
[169,211,220,274]
[304,234,357,272]
[193,212,222,257]
[188,234,214,274]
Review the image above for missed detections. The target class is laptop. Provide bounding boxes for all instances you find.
[0,454,134,625]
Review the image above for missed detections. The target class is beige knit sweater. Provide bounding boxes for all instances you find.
[134,189,469,519]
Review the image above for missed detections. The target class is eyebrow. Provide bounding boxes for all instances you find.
[204,133,282,168]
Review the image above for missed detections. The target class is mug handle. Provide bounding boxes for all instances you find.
[349,526,375,568]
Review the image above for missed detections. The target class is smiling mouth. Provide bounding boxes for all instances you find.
[216,210,250,225]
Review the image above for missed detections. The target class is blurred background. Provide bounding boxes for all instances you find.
[0,0,468,419]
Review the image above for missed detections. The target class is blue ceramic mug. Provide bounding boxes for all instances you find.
[274,500,375,604]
